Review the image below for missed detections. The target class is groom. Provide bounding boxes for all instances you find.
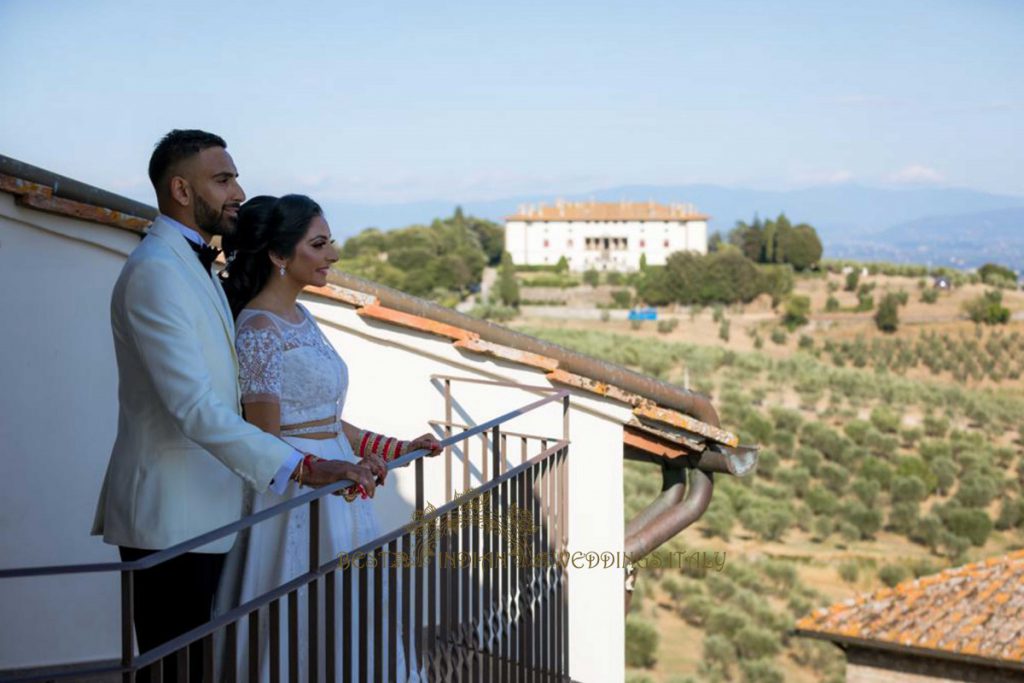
[92,130,375,681]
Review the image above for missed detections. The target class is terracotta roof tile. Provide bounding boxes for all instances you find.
[454,338,560,372]
[1,172,150,234]
[633,403,740,447]
[356,303,479,342]
[797,550,1024,666]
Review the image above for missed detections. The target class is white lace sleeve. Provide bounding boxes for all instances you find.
[236,314,283,404]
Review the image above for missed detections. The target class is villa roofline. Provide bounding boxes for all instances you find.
[506,199,710,223]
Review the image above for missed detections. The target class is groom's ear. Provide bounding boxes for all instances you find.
[169,175,192,208]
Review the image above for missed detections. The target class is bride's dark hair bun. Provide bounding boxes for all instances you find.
[220,194,323,318]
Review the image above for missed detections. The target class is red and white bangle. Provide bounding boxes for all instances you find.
[294,453,322,487]
[358,430,407,462]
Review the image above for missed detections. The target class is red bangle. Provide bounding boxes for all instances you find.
[295,453,320,487]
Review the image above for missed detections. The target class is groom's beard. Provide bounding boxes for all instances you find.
[194,194,238,237]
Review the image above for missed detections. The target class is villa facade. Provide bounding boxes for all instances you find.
[505,200,708,272]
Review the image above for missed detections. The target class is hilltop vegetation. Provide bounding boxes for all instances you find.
[337,208,502,305]
[517,300,1024,682]
[721,213,823,271]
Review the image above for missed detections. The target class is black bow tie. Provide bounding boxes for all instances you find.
[187,239,221,275]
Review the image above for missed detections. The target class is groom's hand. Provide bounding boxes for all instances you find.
[301,458,377,497]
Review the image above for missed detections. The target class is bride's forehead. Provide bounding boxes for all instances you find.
[305,215,332,238]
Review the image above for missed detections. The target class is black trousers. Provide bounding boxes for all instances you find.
[119,547,226,683]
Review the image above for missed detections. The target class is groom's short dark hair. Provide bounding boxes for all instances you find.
[148,129,228,192]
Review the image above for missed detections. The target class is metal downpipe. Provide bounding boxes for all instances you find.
[624,463,687,539]
[623,468,714,613]
[624,468,714,560]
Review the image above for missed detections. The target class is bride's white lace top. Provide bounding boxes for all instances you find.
[235,305,347,429]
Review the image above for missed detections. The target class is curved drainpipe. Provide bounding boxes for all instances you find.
[625,468,714,560]
[623,468,714,613]
[624,463,687,539]
[622,401,724,614]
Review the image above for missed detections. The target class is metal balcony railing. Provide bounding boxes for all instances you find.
[0,379,572,683]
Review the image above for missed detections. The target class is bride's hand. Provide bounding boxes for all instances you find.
[360,453,389,486]
[406,433,443,457]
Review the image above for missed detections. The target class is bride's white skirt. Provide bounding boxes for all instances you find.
[216,434,421,682]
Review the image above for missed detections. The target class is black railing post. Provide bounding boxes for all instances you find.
[341,567,352,683]
[387,538,398,681]
[374,548,384,681]
[324,572,334,683]
[248,610,260,683]
[414,456,425,676]
[400,533,411,680]
[308,498,320,683]
[121,568,135,683]
[269,599,281,683]
[560,445,569,678]
[445,378,453,503]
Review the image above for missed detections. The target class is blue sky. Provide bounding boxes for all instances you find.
[1,0,1021,204]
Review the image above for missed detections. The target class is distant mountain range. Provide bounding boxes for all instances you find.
[828,207,1024,271]
[321,183,1024,272]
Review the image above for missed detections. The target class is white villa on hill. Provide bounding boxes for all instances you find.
[505,200,709,272]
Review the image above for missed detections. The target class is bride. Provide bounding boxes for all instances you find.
[218,194,440,682]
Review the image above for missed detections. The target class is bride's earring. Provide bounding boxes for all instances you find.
[279,265,286,277]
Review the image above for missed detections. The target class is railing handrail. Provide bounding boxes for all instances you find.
[0,389,570,580]
[429,418,557,445]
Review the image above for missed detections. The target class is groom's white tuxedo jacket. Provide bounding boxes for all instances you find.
[92,216,295,553]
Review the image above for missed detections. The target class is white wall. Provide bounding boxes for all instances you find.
[0,193,138,667]
[0,198,629,682]
[506,218,708,271]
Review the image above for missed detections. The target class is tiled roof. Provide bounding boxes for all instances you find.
[0,162,742,462]
[507,200,708,222]
[796,550,1024,668]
